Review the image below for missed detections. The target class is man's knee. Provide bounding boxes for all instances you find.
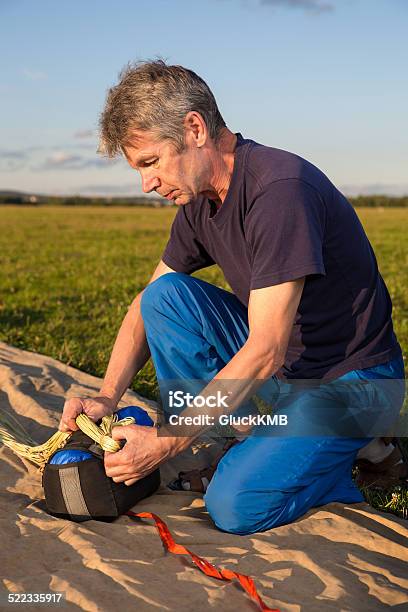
[204,477,285,535]
[140,272,191,318]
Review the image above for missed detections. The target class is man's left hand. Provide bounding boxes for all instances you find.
[104,424,172,486]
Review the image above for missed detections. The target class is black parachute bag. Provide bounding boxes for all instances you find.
[42,406,160,522]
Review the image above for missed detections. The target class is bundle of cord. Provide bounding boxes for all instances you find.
[0,405,160,521]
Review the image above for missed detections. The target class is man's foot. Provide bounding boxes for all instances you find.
[168,438,240,493]
[355,439,408,489]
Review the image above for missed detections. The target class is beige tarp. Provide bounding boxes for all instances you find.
[0,342,407,611]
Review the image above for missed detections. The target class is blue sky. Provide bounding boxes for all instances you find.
[1,0,407,196]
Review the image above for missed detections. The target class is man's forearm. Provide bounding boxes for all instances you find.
[100,292,151,406]
[163,338,284,455]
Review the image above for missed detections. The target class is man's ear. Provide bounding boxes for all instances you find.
[184,111,207,147]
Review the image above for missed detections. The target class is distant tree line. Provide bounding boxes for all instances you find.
[0,193,407,207]
[0,194,167,207]
[349,195,408,208]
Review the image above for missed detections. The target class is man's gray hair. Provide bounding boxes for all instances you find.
[99,60,226,157]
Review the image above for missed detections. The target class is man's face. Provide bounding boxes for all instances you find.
[122,129,208,205]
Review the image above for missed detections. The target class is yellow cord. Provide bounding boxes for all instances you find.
[0,411,135,471]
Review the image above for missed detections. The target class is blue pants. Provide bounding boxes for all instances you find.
[141,273,405,535]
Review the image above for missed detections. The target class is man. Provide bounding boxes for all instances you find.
[59,60,405,535]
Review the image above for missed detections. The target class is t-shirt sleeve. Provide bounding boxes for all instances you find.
[162,204,215,273]
[245,179,327,289]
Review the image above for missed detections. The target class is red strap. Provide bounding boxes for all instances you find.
[127,510,279,612]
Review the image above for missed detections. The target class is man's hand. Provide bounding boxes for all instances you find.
[104,424,173,486]
[59,396,116,432]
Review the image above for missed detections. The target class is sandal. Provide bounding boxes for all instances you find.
[168,438,240,493]
[355,438,408,489]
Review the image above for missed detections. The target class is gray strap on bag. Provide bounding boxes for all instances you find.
[59,466,91,518]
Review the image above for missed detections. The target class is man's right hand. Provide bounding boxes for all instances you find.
[59,396,116,432]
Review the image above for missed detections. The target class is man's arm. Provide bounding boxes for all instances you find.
[59,260,176,431]
[100,260,176,405]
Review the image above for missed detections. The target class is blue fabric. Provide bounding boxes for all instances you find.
[141,272,405,534]
[50,449,93,465]
[50,406,153,465]
[116,405,154,427]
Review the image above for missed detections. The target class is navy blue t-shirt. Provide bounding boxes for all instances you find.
[162,134,401,380]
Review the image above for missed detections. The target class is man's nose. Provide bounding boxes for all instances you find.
[141,173,160,193]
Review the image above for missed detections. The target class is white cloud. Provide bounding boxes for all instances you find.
[22,68,48,81]
[37,150,118,171]
[341,183,408,197]
[77,183,145,196]
[74,129,95,139]
[49,152,79,165]
[260,0,334,13]
[0,149,28,171]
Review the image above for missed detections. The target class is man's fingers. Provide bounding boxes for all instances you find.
[111,424,150,441]
[111,475,139,486]
[111,426,129,441]
[112,474,134,483]
[58,398,84,431]
[124,477,138,486]
[110,470,133,482]
[58,420,77,432]
[104,447,128,473]
[58,414,80,432]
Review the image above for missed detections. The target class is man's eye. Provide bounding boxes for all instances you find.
[143,159,159,168]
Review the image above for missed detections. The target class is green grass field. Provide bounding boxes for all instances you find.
[0,205,407,517]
